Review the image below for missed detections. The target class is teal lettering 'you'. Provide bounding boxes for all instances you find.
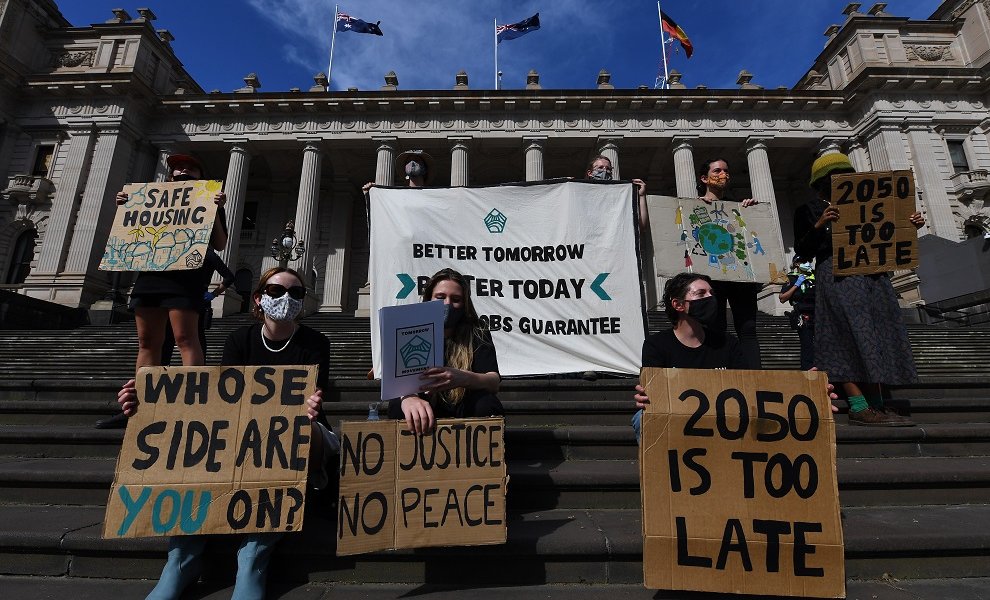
[116,486,212,536]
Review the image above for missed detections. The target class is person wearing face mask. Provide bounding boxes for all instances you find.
[116,267,336,599]
[779,255,817,370]
[117,154,228,377]
[795,153,924,427]
[696,158,763,369]
[387,268,503,434]
[586,155,650,231]
[361,149,435,197]
[630,273,745,440]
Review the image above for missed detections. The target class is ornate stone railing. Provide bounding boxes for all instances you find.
[949,169,990,199]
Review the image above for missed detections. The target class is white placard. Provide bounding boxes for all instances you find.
[378,300,445,399]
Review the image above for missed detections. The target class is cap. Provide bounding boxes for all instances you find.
[165,154,205,177]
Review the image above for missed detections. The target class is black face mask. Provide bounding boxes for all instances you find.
[686,295,718,327]
[443,304,465,328]
[172,173,197,182]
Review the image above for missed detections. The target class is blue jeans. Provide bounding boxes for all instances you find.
[632,409,643,443]
[146,532,284,600]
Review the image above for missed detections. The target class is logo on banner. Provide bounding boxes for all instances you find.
[396,325,435,375]
[184,250,204,268]
[484,208,507,233]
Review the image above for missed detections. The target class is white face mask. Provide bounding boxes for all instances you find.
[260,293,303,321]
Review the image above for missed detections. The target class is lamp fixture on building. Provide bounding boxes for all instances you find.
[270,221,304,267]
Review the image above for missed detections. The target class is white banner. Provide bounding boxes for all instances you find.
[369,181,646,377]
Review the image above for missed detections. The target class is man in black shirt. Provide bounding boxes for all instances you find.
[779,255,816,370]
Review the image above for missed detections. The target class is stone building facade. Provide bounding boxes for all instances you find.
[1,0,988,317]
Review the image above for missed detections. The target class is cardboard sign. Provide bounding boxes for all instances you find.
[640,368,844,598]
[100,180,222,271]
[831,170,918,276]
[378,300,445,400]
[102,365,316,539]
[369,181,646,377]
[647,195,787,284]
[336,418,507,556]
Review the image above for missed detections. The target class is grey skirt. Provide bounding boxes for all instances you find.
[813,257,918,385]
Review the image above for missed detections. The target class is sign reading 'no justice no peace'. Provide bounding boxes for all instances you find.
[336,418,507,556]
[830,170,918,276]
[640,368,844,598]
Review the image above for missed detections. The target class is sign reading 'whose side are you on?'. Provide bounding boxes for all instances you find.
[103,365,316,539]
[100,179,222,272]
[640,368,844,598]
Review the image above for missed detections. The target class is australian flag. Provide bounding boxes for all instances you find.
[336,12,383,36]
[497,13,540,44]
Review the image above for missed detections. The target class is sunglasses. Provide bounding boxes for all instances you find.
[263,284,306,300]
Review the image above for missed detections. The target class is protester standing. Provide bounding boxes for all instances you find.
[778,255,817,370]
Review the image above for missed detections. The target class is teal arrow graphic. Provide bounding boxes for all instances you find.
[395,273,415,299]
[591,273,611,300]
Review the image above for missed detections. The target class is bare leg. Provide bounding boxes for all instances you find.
[134,307,168,374]
[168,308,204,366]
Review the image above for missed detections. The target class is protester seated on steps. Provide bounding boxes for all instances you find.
[631,272,839,442]
[387,267,503,435]
[117,267,338,600]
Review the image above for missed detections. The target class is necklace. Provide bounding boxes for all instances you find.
[260,323,298,353]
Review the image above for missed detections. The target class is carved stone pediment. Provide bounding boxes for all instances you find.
[904,44,953,62]
[52,50,95,68]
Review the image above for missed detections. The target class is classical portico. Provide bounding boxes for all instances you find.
[3,0,990,318]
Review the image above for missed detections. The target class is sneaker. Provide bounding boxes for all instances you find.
[848,407,913,427]
[94,412,128,429]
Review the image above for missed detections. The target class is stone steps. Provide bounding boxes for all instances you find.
[1,504,989,583]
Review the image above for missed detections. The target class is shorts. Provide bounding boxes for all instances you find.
[128,294,201,311]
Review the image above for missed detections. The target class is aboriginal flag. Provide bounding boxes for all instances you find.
[660,11,692,58]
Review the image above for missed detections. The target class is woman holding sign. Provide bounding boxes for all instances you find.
[118,266,335,600]
[118,154,228,371]
[794,153,924,426]
[388,268,503,434]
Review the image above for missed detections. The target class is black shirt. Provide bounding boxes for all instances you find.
[222,322,331,428]
[793,199,832,264]
[780,271,816,314]
[642,328,745,369]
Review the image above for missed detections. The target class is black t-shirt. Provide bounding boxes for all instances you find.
[222,322,331,428]
[642,328,744,369]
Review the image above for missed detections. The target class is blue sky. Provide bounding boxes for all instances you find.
[59,1,941,93]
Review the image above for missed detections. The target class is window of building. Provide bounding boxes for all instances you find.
[6,229,38,285]
[241,201,258,231]
[947,140,969,174]
[31,146,55,178]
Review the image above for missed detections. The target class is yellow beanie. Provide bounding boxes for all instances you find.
[809,152,854,186]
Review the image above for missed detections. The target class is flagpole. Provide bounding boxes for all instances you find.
[326,4,339,92]
[494,17,499,90]
[656,0,669,90]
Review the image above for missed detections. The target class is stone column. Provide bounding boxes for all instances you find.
[289,141,323,294]
[866,124,910,171]
[64,127,132,275]
[848,139,870,172]
[746,138,786,253]
[597,138,620,180]
[524,137,545,181]
[906,124,958,240]
[374,138,396,185]
[321,177,354,312]
[31,126,94,277]
[214,141,252,316]
[153,143,174,182]
[672,137,696,198]
[450,137,471,186]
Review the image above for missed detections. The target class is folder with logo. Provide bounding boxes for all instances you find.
[378,300,445,400]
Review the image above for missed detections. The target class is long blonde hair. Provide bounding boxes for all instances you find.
[422,268,485,405]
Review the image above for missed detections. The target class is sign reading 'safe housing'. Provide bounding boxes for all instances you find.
[336,418,507,556]
[640,368,844,598]
[100,180,222,272]
[103,366,316,539]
